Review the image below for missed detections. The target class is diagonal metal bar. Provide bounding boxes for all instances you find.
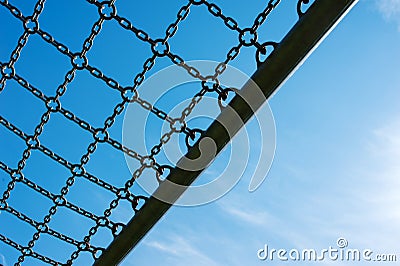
[94,0,359,264]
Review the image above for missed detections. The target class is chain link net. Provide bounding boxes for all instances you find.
[0,0,314,264]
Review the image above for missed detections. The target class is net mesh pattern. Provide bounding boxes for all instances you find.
[0,0,313,264]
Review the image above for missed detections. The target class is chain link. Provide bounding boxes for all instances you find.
[0,233,61,265]
[1,202,104,254]
[0,0,46,92]
[164,2,192,42]
[0,0,291,264]
[0,160,113,229]
[5,67,147,165]
[0,3,111,262]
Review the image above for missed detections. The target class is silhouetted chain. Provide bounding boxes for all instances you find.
[0,0,311,264]
[0,0,46,92]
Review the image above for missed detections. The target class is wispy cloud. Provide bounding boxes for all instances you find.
[369,118,400,160]
[145,234,220,266]
[0,253,7,266]
[146,240,178,255]
[376,0,400,30]
[318,117,400,250]
[218,201,277,227]
[132,116,400,266]
[220,116,400,255]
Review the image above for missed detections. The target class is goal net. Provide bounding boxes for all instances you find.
[0,0,357,265]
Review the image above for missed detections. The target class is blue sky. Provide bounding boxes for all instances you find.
[1,0,400,265]
[124,1,400,265]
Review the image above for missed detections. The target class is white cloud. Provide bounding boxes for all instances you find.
[0,253,7,266]
[145,234,220,266]
[146,240,179,255]
[376,0,400,29]
[218,116,400,262]
[218,201,278,227]
[313,117,400,251]
[128,117,400,266]
[369,118,400,159]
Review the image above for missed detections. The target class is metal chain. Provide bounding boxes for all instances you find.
[0,233,61,265]
[12,12,109,263]
[0,111,126,201]
[0,160,117,232]
[0,0,300,264]
[179,0,282,121]
[0,1,157,263]
[0,0,46,92]
[0,3,107,263]
[5,67,146,165]
[163,2,192,43]
[64,1,200,262]
[1,201,103,255]
[131,0,284,164]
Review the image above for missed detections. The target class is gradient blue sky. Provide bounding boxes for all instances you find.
[1,0,400,265]
[125,1,400,265]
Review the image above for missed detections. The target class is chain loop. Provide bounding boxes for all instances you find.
[0,0,289,264]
